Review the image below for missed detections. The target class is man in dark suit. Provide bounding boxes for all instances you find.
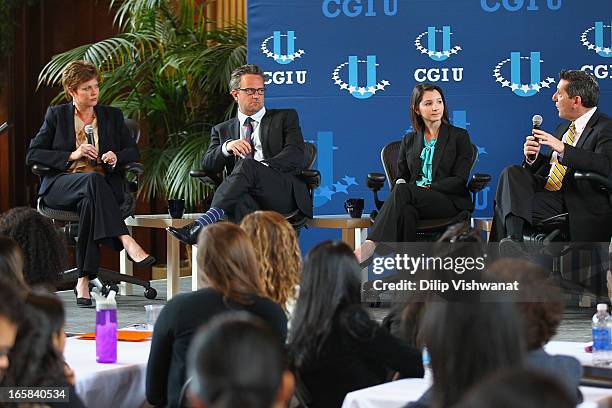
[491,70,612,250]
[168,64,311,245]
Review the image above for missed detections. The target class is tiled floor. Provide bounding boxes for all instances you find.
[60,277,595,342]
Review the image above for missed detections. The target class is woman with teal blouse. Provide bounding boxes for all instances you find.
[356,83,474,263]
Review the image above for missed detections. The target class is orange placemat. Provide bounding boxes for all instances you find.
[77,330,152,341]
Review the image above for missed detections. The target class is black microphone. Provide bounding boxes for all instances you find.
[84,125,97,166]
[528,114,543,162]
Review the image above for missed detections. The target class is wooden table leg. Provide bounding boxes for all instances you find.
[167,231,180,300]
[191,244,198,291]
[341,228,357,250]
[119,226,134,296]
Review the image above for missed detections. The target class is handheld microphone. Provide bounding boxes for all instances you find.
[84,125,97,166]
[528,114,543,161]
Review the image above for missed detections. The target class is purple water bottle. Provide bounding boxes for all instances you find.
[95,291,117,363]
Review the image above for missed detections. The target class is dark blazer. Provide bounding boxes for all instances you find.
[201,108,312,218]
[525,110,612,241]
[26,103,139,199]
[397,123,473,211]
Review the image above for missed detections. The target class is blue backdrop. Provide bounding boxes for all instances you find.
[246,0,612,251]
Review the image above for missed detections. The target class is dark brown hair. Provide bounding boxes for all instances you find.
[196,222,264,303]
[61,60,100,98]
[559,69,599,108]
[409,83,450,133]
[0,236,27,293]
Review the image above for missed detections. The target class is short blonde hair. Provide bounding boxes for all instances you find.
[240,211,301,309]
[61,60,99,98]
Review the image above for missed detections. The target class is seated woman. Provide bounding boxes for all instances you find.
[146,222,287,408]
[356,83,473,263]
[0,207,66,289]
[25,61,155,306]
[1,291,84,407]
[0,236,28,293]
[288,241,423,408]
[187,313,294,408]
[240,211,302,313]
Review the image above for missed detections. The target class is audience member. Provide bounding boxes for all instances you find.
[146,222,287,408]
[0,206,67,289]
[187,313,294,408]
[288,240,423,408]
[0,276,23,384]
[240,211,301,311]
[457,367,575,408]
[0,235,28,293]
[406,301,524,408]
[486,258,582,402]
[1,291,85,407]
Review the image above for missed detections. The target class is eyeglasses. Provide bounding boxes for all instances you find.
[236,87,266,96]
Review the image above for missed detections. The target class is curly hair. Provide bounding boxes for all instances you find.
[240,211,301,309]
[0,235,28,293]
[61,60,100,98]
[0,207,67,288]
[486,258,564,350]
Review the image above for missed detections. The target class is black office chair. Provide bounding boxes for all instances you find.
[189,142,321,231]
[366,140,491,241]
[30,119,157,299]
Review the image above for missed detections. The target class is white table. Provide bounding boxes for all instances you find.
[122,214,202,299]
[341,341,612,408]
[64,337,151,408]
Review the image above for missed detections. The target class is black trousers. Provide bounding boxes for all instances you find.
[490,165,566,241]
[211,158,298,222]
[368,183,459,243]
[43,172,129,279]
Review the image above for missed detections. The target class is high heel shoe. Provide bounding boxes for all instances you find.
[73,288,93,307]
[126,253,157,268]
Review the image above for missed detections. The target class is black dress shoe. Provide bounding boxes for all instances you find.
[499,237,527,258]
[76,297,93,307]
[126,253,157,268]
[167,222,202,245]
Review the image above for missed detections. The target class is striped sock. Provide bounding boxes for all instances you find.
[195,207,225,227]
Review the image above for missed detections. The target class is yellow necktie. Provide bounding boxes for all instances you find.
[544,122,576,192]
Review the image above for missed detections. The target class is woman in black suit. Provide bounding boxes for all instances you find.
[26,60,154,306]
[356,83,474,263]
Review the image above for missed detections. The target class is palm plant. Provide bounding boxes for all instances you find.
[37,0,246,209]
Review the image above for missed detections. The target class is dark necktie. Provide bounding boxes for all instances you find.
[244,117,254,158]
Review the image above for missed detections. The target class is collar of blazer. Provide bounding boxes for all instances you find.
[411,122,451,181]
[63,103,107,153]
[573,109,601,150]
[231,110,274,158]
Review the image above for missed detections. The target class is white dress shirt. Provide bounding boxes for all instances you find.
[222,107,267,162]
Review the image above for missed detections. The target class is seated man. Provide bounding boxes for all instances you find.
[168,64,311,244]
[491,69,612,249]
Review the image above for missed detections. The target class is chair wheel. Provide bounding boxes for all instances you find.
[144,287,157,299]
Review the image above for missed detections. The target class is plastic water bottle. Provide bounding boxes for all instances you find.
[592,303,611,366]
[422,346,433,385]
[94,290,117,363]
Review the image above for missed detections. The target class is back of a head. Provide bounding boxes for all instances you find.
[3,291,65,387]
[188,313,285,408]
[421,301,524,408]
[289,240,362,367]
[196,222,263,302]
[0,235,28,293]
[0,207,67,288]
[0,275,24,330]
[458,367,575,408]
[240,211,302,306]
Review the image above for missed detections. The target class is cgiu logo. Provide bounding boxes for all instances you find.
[493,52,555,97]
[580,22,612,58]
[415,26,462,62]
[261,31,305,65]
[332,55,390,99]
[481,0,561,12]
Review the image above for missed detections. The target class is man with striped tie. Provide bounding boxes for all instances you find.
[491,70,612,252]
[167,64,312,245]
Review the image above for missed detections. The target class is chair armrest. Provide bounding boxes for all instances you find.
[189,169,222,188]
[122,162,144,175]
[468,173,492,193]
[298,169,321,190]
[367,172,386,191]
[31,163,52,176]
[574,171,612,191]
